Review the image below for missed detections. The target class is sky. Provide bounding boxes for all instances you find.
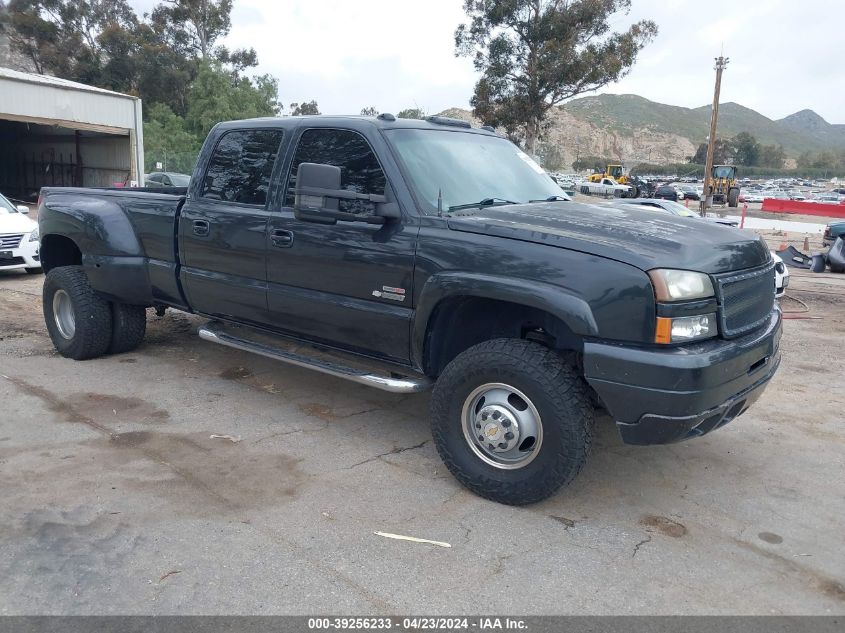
[130,0,843,123]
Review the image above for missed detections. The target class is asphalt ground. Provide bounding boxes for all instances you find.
[1,264,843,615]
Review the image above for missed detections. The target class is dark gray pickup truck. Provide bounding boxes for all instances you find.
[37,114,781,504]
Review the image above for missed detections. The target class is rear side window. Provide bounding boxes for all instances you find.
[201,129,284,206]
[284,128,386,214]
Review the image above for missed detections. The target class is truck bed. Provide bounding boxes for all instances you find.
[38,187,187,308]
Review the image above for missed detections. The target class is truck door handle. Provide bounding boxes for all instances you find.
[192,219,210,236]
[271,229,294,248]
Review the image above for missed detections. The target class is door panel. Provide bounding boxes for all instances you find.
[178,127,285,325]
[266,210,417,361]
[264,126,417,361]
[179,201,270,324]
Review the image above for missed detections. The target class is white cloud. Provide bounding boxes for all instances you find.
[130,0,844,123]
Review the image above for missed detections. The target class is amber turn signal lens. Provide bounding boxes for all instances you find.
[655,317,673,344]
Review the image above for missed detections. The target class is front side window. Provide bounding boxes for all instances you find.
[201,129,284,206]
[285,128,386,215]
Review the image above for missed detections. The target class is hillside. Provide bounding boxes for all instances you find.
[440,94,845,169]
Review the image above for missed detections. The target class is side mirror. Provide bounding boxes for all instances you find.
[293,162,399,225]
[16,205,29,214]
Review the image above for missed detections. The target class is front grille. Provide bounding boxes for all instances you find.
[715,263,775,338]
[0,233,24,249]
[0,256,25,266]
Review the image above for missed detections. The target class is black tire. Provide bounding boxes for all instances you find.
[25,266,43,274]
[728,188,739,208]
[430,339,594,505]
[628,185,640,198]
[43,265,112,360]
[108,303,147,354]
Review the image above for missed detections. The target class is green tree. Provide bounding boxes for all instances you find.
[809,151,839,169]
[690,138,735,165]
[455,0,657,154]
[796,151,813,169]
[360,106,379,116]
[537,143,564,171]
[573,155,612,172]
[397,107,426,119]
[4,0,259,117]
[733,132,760,166]
[289,100,320,116]
[758,144,785,169]
[150,0,234,60]
[185,61,280,138]
[143,102,202,173]
[133,22,196,116]
[5,0,139,85]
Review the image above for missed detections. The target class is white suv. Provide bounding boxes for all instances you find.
[0,193,41,274]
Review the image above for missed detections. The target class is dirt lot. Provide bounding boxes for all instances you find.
[1,261,844,615]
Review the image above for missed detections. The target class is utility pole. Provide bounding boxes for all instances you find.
[701,55,729,216]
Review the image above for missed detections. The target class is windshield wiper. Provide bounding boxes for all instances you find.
[529,195,570,203]
[448,197,518,212]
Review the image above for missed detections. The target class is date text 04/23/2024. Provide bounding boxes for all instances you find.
[307,617,528,630]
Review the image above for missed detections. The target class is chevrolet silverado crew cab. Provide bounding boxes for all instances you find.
[36,114,782,505]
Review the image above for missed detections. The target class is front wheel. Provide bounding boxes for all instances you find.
[430,339,594,505]
[43,266,113,360]
[728,188,740,207]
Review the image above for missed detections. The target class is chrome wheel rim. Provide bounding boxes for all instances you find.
[52,289,75,339]
[461,383,543,470]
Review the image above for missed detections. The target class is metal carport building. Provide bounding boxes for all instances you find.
[0,67,143,201]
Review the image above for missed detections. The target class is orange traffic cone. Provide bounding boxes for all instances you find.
[778,232,788,251]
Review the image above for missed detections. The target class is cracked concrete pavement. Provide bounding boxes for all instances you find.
[1,269,844,615]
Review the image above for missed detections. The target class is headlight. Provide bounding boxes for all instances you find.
[29,227,39,242]
[648,269,714,301]
[655,314,717,344]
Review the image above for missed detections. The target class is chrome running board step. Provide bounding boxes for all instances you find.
[198,321,432,394]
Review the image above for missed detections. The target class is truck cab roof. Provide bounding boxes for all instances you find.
[212,114,499,136]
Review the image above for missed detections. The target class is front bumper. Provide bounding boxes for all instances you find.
[584,309,782,445]
[0,238,40,270]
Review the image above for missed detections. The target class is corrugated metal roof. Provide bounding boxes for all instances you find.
[0,66,137,100]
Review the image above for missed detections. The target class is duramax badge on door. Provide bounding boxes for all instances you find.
[372,286,406,301]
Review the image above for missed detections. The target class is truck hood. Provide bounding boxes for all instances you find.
[0,213,37,235]
[446,201,770,274]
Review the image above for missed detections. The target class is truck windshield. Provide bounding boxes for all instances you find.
[386,129,563,213]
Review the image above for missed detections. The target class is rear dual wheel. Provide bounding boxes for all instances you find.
[43,265,146,359]
[431,339,594,505]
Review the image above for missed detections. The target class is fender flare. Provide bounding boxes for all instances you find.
[39,194,152,304]
[40,195,144,258]
[412,271,599,368]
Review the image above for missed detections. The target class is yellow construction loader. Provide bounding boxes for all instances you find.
[588,164,639,197]
[710,165,740,207]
